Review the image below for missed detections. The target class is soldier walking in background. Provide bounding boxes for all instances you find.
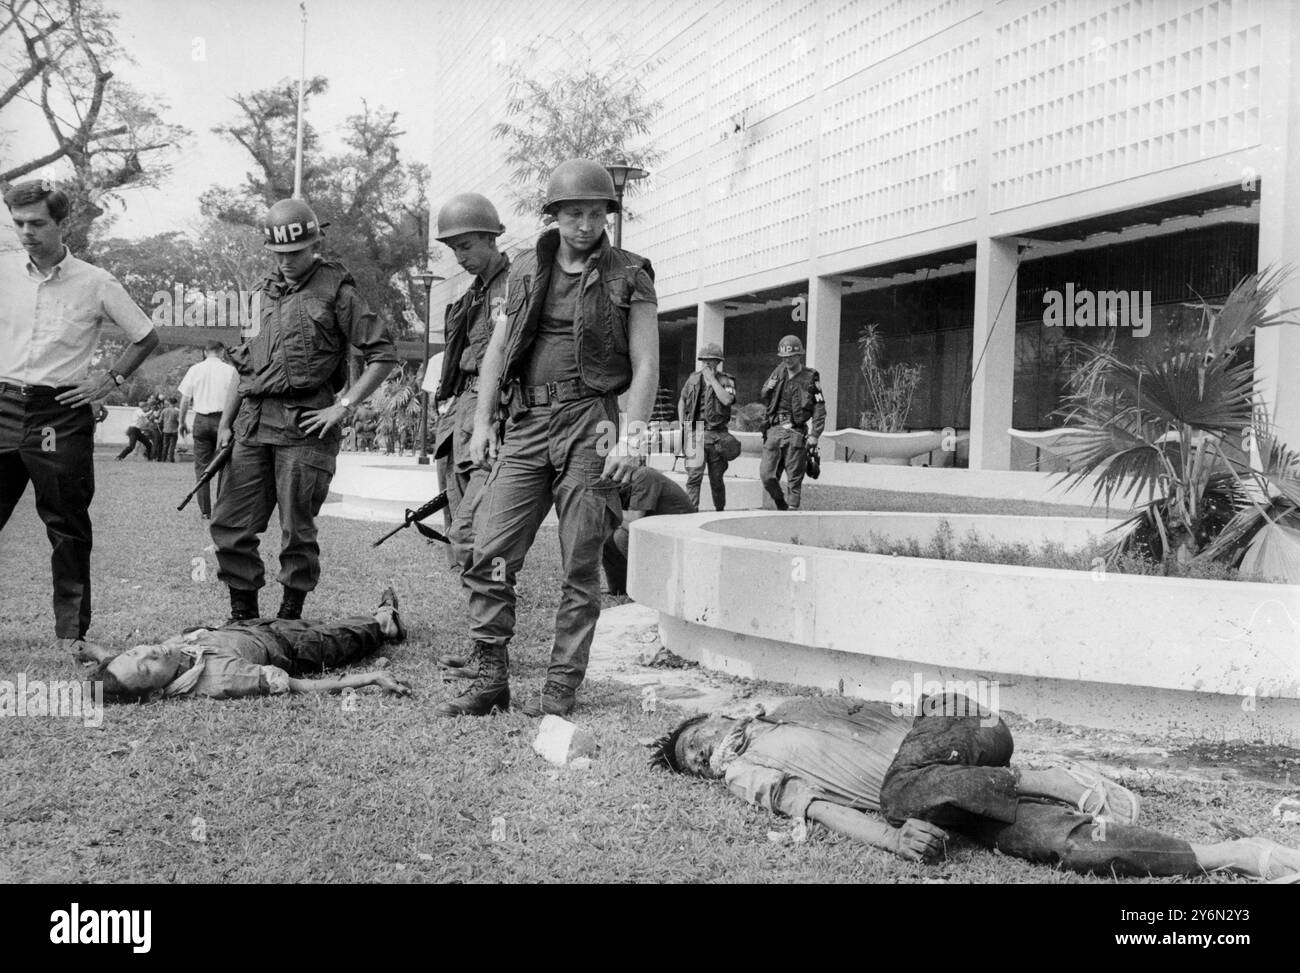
[678,343,738,511]
[758,335,825,511]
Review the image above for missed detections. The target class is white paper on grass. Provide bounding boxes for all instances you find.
[532,715,598,766]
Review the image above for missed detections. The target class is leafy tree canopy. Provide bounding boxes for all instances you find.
[204,79,430,338]
[491,33,662,220]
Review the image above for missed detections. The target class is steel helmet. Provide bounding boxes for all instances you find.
[697,342,724,360]
[777,335,805,357]
[263,199,323,252]
[435,193,504,241]
[543,158,619,215]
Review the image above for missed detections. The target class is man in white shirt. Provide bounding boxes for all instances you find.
[178,341,238,518]
[0,179,159,655]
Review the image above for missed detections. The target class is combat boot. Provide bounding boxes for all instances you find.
[438,646,480,679]
[277,587,306,620]
[433,642,509,717]
[225,587,259,625]
[519,679,577,718]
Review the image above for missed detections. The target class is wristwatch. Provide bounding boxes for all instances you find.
[108,370,126,386]
[338,395,354,414]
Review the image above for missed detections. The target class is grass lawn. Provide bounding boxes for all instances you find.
[0,448,1285,883]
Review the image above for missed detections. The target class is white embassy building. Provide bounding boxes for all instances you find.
[426,0,1300,471]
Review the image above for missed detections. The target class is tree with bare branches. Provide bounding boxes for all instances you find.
[0,0,187,250]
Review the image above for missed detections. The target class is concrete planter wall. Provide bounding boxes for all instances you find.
[627,511,1300,741]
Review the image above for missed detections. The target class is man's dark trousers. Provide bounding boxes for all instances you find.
[191,412,224,516]
[684,432,729,511]
[0,387,95,639]
[210,438,335,595]
[760,425,808,509]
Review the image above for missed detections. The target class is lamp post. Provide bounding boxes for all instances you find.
[411,264,444,465]
[604,158,649,248]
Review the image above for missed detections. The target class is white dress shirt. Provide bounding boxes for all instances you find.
[0,246,154,386]
[178,357,239,414]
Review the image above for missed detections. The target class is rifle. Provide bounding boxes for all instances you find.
[372,492,451,547]
[177,442,234,511]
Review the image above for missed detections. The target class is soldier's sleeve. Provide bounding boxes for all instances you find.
[626,469,660,512]
[228,341,252,375]
[629,266,657,307]
[809,370,827,440]
[336,283,399,367]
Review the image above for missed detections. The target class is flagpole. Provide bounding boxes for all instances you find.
[293,2,307,198]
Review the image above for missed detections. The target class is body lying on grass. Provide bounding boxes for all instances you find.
[651,694,1300,881]
[80,588,411,702]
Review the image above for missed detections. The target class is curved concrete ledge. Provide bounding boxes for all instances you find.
[821,428,969,465]
[627,511,1300,740]
[326,452,443,520]
[733,430,764,456]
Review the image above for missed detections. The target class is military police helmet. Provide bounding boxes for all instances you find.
[543,158,619,215]
[697,342,724,361]
[263,199,323,253]
[436,193,505,242]
[777,335,805,357]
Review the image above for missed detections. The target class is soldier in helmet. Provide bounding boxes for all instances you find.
[677,342,737,511]
[435,158,659,719]
[210,199,399,623]
[430,194,510,575]
[758,334,825,510]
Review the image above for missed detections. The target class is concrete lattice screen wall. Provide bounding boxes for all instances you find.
[429,0,1278,305]
[988,0,1263,212]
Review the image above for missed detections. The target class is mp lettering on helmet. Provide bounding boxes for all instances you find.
[270,219,316,244]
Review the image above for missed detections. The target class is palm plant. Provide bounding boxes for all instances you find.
[371,364,425,455]
[1052,267,1300,577]
[857,324,923,432]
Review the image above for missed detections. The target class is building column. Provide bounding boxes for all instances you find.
[1255,2,1300,448]
[805,276,841,433]
[968,236,1017,470]
[696,300,725,356]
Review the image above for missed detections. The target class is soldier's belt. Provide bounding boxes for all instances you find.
[520,379,602,407]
